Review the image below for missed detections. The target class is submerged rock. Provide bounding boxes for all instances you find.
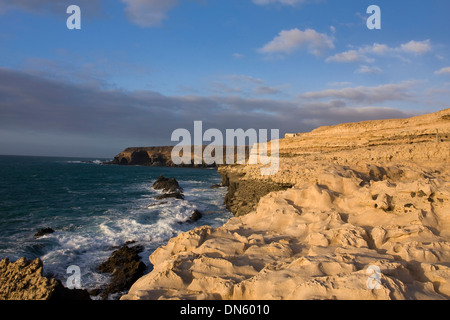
[34,227,55,238]
[187,209,203,223]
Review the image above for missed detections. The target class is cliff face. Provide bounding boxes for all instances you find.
[108,146,183,167]
[121,109,450,300]
[108,146,249,168]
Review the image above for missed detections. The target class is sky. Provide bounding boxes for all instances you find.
[0,0,450,158]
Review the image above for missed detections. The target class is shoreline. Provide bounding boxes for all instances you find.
[0,164,230,300]
[1,109,449,300]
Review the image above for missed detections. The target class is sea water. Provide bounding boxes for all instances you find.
[0,155,232,297]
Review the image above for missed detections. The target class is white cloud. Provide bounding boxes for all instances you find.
[259,28,334,57]
[369,43,390,55]
[299,81,417,105]
[326,43,388,63]
[356,65,383,74]
[435,67,450,75]
[399,40,432,55]
[120,0,179,27]
[326,50,370,63]
[327,40,432,64]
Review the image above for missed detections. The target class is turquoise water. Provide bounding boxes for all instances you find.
[0,155,231,295]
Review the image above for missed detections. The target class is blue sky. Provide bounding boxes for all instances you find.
[0,0,449,157]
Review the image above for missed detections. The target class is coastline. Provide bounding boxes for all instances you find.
[1,109,449,300]
[121,109,450,300]
[0,161,230,300]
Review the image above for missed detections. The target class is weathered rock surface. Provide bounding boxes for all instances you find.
[0,257,90,300]
[220,172,292,216]
[121,109,450,300]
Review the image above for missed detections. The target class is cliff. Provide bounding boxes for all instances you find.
[107,146,249,168]
[121,108,450,300]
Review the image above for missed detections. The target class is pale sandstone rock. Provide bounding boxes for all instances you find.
[121,109,450,300]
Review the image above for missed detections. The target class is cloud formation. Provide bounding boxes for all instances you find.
[0,0,178,27]
[259,28,334,57]
[356,65,383,75]
[120,0,179,27]
[299,82,417,105]
[327,40,432,64]
[0,67,416,157]
[435,67,450,75]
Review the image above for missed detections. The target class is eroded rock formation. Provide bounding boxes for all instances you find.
[0,257,90,300]
[121,109,450,300]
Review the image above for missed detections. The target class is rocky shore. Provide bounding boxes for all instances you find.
[121,108,450,300]
[0,176,203,300]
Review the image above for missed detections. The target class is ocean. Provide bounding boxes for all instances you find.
[0,155,232,298]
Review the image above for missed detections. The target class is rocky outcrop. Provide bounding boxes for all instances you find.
[0,257,90,300]
[152,175,185,200]
[34,227,55,238]
[152,175,183,193]
[97,244,147,300]
[107,147,174,166]
[121,108,450,301]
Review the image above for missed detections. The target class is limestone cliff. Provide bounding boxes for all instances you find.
[121,109,450,300]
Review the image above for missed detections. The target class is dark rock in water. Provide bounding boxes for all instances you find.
[152,175,183,193]
[97,244,146,299]
[50,280,92,301]
[0,257,90,300]
[152,176,184,201]
[178,210,203,224]
[34,227,55,238]
[210,184,222,189]
[188,209,203,223]
[155,192,185,200]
